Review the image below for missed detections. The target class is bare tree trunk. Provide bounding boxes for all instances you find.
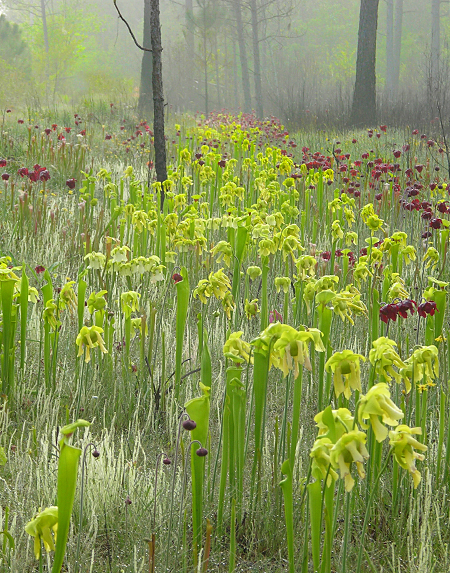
[232,0,251,113]
[349,0,380,126]
[41,0,49,53]
[139,0,153,117]
[431,0,440,91]
[385,0,394,99]
[232,29,239,110]
[150,0,167,208]
[214,33,221,109]
[392,0,403,95]
[250,0,263,117]
[185,0,195,107]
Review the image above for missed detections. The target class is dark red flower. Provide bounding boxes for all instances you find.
[1,173,9,181]
[39,169,50,182]
[35,265,45,274]
[321,251,331,261]
[66,178,76,189]
[18,119,24,124]
[172,273,183,283]
[393,150,401,158]
[430,218,442,229]
[418,301,437,317]
[18,167,28,177]
[397,299,417,318]
[0,159,6,167]
[380,303,399,324]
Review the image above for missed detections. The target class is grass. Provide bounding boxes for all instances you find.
[0,104,450,572]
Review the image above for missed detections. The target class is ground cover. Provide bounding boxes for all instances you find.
[0,105,450,572]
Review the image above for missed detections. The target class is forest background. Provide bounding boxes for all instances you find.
[0,0,449,131]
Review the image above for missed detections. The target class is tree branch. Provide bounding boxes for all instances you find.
[113,0,152,52]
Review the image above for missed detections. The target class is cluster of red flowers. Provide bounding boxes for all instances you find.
[17,164,50,183]
[379,299,438,323]
[379,299,417,323]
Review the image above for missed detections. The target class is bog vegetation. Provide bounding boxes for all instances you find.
[0,104,450,573]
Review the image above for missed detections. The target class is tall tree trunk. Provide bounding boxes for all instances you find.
[150,0,167,209]
[250,0,263,117]
[232,0,251,113]
[139,0,153,117]
[385,0,394,99]
[214,33,221,109]
[431,0,440,91]
[185,0,195,107]
[349,0,380,126]
[41,0,49,53]
[392,0,403,95]
[232,29,239,110]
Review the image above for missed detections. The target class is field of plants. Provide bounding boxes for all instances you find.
[0,103,450,573]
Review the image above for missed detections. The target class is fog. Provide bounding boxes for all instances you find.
[1,0,449,127]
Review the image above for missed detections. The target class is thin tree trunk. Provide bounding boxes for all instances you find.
[185,0,195,106]
[202,7,209,115]
[250,0,263,117]
[232,30,239,110]
[233,0,251,113]
[392,0,403,95]
[349,0,380,126]
[139,0,153,117]
[41,0,49,53]
[150,0,167,208]
[214,33,221,109]
[385,0,394,99]
[431,0,440,91]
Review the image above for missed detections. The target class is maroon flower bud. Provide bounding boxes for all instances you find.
[66,178,76,189]
[182,419,197,431]
[163,457,171,465]
[0,159,6,167]
[1,173,9,181]
[172,273,183,283]
[393,150,401,158]
[196,447,208,457]
[18,119,24,124]
[125,496,132,505]
[92,449,100,458]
